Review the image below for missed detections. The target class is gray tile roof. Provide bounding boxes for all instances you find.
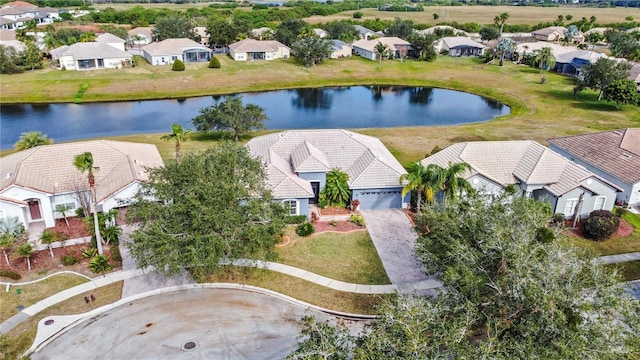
[247,130,407,199]
[96,32,125,44]
[548,128,640,184]
[441,37,486,49]
[228,39,288,53]
[50,42,131,60]
[421,140,607,196]
[142,38,210,56]
[1,140,163,202]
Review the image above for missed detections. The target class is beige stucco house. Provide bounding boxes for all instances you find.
[228,39,290,61]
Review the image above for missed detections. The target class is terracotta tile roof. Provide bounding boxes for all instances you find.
[1,1,37,9]
[421,140,608,196]
[247,130,407,198]
[548,128,640,185]
[1,141,163,202]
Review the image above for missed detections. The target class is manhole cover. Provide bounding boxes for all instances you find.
[44,319,54,326]
[183,341,197,351]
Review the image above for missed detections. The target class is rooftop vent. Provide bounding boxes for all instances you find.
[5,172,11,180]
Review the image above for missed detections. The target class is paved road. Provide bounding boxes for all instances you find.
[361,209,436,295]
[30,288,361,360]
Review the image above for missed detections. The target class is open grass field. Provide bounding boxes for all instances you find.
[305,6,640,26]
[276,228,390,284]
[2,56,638,166]
[0,281,123,360]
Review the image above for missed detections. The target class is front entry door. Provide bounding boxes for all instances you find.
[28,200,41,220]
[310,182,320,204]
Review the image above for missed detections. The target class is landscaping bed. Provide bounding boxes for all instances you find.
[313,220,364,234]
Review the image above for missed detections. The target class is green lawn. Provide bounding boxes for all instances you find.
[569,212,640,256]
[275,228,390,285]
[608,260,640,282]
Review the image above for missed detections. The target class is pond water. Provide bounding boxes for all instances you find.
[0,86,510,150]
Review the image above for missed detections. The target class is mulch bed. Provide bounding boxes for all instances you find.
[564,219,634,239]
[318,207,352,216]
[312,220,364,234]
[51,217,92,239]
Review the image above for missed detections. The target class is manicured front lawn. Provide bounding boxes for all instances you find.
[276,228,390,285]
[569,212,640,256]
[608,260,640,282]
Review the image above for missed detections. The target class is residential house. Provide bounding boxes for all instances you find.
[352,37,413,61]
[251,27,274,40]
[514,42,577,61]
[420,141,619,218]
[96,32,126,52]
[548,129,640,211]
[0,2,59,30]
[329,39,351,59]
[629,62,640,91]
[435,37,486,57]
[532,26,566,42]
[127,27,153,46]
[417,25,468,37]
[142,38,211,66]
[312,28,328,38]
[193,26,209,46]
[50,42,132,70]
[246,130,408,217]
[0,141,163,231]
[0,38,24,51]
[228,39,290,61]
[554,49,606,77]
[354,25,375,40]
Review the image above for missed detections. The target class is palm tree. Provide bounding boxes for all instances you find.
[438,162,474,202]
[74,152,103,255]
[533,47,556,74]
[563,25,579,45]
[15,131,52,150]
[0,216,25,265]
[88,254,112,275]
[17,243,33,271]
[320,169,351,208]
[40,229,57,258]
[161,123,191,159]
[374,41,390,63]
[493,12,509,37]
[496,38,515,67]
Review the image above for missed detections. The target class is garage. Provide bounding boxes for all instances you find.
[352,188,403,210]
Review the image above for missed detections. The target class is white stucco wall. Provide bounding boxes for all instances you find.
[0,200,28,228]
[99,182,141,211]
[353,46,376,61]
[0,186,55,228]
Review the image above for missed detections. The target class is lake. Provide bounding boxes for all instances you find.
[0,86,510,150]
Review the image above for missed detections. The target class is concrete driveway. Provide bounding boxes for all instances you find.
[31,288,354,360]
[360,209,434,293]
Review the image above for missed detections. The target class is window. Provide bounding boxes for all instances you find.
[283,200,298,216]
[564,198,578,216]
[593,196,606,211]
[171,55,178,61]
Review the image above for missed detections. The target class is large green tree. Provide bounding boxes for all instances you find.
[605,29,640,61]
[275,18,308,47]
[532,46,556,72]
[291,35,332,68]
[407,33,437,62]
[152,15,197,42]
[0,45,22,74]
[291,195,640,359]
[479,25,500,42]
[576,57,632,100]
[126,143,286,276]
[206,17,249,48]
[325,21,359,44]
[192,96,267,141]
[22,42,42,71]
[73,152,103,255]
[602,78,639,110]
[384,17,413,39]
[14,131,52,150]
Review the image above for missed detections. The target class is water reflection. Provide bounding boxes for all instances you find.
[290,88,332,110]
[408,87,433,105]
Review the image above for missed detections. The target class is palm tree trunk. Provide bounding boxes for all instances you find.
[49,245,54,258]
[175,140,181,159]
[3,250,9,266]
[91,186,104,255]
[597,89,603,101]
[416,191,422,213]
[26,257,31,271]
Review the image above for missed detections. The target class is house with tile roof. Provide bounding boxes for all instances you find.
[246,130,408,217]
[228,39,290,61]
[50,42,132,70]
[435,37,486,57]
[329,39,351,58]
[142,38,211,65]
[421,141,619,218]
[0,141,163,231]
[352,37,413,61]
[532,26,566,42]
[548,129,640,211]
[95,32,126,51]
[554,49,607,77]
[0,3,59,30]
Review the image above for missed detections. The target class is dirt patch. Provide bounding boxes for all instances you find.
[51,217,91,240]
[564,219,634,239]
[312,220,364,234]
[318,207,351,216]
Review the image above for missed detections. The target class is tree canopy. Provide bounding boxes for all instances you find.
[152,15,198,42]
[384,17,414,39]
[191,96,267,141]
[602,78,639,110]
[291,195,640,358]
[291,36,332,68]
[126,143,287,277]
[15,131,52,150]
[479,25,500,41]
[576,57,632,100]
[325,21,359,44]
[275,18,308,46]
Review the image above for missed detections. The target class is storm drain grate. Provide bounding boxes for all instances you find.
[183,341,197,351]
[44,319,54,326]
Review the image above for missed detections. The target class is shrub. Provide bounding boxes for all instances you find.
[535,226,555,244]
[296,222,315,237]
[208,56,221,69]
[284,215,307,225]
[110,245,122,263]
[353,11,363,19]
[613,206,628,217]
[349,214,365,226]
[172,59,185,71]
[82,247,98,259]
[552,213,565,226]
[61,253,80,266]
[583,210,620,242]
[0,269,21,280]
[88,254,112,274]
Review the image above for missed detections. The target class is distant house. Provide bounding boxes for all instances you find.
[246,130,408,217]
[554,49,606,77]
[0,141,163,231]
[629,62,640,91]
[0,2,59,30]
[435,37,486,57]
[96,32,126,52]
[127,27,153,46]
[228,39,290,61]
[50,43,132,70]
[421,141,620,219]
[251,27,273,40]
[329,39,351,59]
[312,28,328,38]
[0,39,24,51]
[354,25,375,40]
[532,26,566,42]
[193,26,208,46]
[352,37,413,61]
[548,129,640,211]
[417,25,468,37]
[142,38,212,66]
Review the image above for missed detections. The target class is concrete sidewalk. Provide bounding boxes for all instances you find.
[597,252,640,264]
